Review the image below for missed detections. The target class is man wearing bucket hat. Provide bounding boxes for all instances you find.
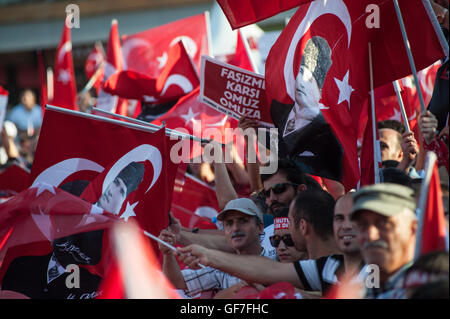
[350,183,418,298]
[159,198,275,298]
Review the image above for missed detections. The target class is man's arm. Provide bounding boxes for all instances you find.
[158,230,187,290]
[177,244,304,289]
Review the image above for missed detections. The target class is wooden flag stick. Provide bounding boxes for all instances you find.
[392,80,411,132]
[80,61,105,94]
[393,0,427,113]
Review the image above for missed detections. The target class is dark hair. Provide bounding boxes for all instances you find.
[378,120,406,134]
[291,189,335,241]
[382,160,401,169]
[301,36,332,89]
[381,167,412,186]
[260,158,306,186]
[406,251,449,277]
[409,279,449,299]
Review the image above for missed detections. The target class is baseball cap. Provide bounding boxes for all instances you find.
[216,198,263,222]
[350,183,416,220]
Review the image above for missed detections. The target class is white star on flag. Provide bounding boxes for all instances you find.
[157,52,168,69]
[31,207,52,241]
[206,115,228,127]
[120,201,138,222]
[334,70,354,109]
[58,69,71,85]
[31,182,56,197]
[389,107,402,122]
[180,107,200,126]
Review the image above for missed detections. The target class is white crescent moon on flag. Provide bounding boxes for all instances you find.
[160,74,193,97]
[170,36,198,58]
[121,38,151,70]
[284,0,352,101]
[32,158,104,187]
[102,144,162,195]
[58,41,72,64]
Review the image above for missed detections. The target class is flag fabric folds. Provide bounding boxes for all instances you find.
[265,0,444,191]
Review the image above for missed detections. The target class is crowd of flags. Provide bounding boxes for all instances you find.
[0,0,448,298]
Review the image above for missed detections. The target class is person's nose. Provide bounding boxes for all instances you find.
[366,224,381,243]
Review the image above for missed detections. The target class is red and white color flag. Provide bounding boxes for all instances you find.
[97,20,128,116]
[51,18,77,110]
[265,0,444,191]
[97,221,180,299]
[0,184,118,298]
[103,41,200,104]
[121,13,210,78]
[0,86,8,132]
[30,108,178,242]
[171,171,219,230]
[85,42,105,93]
[226,29,257,73]
[416,153,448,257]
[217,0,309,29]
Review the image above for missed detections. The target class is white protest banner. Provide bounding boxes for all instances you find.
[199,56,273,127]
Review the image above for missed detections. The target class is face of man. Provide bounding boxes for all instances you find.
[263,173,297,215]
[274,228,308,263]
[21,90,36,111]
[354,209,417,277]
[295,65,322,121]
[379,128,403,162]
[98,177,127,215]
[288,200,307,252]
[333,195,359,255]
[222,211,263,253]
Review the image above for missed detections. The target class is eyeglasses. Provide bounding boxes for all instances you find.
[269,234,295,248]
[260,183,298,198]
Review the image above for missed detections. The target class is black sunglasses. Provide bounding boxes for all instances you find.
[269,234,295,248]
[261,183,298,198]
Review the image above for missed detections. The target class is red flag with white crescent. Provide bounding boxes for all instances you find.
[103,41,200,104]
[265,0,444,191]
[85,42,105,93]
[96,20,128,116]
[30,108,178,242]
[51,18,77,110]
[121,13,210,78]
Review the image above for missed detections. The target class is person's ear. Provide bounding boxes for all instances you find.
[300,219,308,236]
[297,184,307,192]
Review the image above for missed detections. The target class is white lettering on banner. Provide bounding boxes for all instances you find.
[217,66,266,121]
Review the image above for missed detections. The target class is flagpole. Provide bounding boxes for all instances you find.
[368,43,382,183]
[421,0,449,57]
[80,61,105,94]
[392,80,411,132]
[91,107,217,146]
[393,0,427,113]
[414,151,438,260]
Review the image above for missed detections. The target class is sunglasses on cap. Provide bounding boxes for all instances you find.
[260,183,298,198]
[269,234,295,248]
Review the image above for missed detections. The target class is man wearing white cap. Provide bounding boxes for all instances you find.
[158,198,275,298]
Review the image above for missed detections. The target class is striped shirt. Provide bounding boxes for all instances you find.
[182,247,275,298]
[293,254,346,294]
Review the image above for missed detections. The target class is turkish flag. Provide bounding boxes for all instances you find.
[152,87,239,158]
[121,13,210,78]
[265,0,444,191]
[171,171,219,230]
[0,164,30,196]
[51,18,77,110]
[418,158,447,256]
[97,221,180,299]
[103,41,200,104]
[85,42,105,93]
[226,30,256,72]
[0,183,118,298]
[37,51,48,113]
[96,20,128,116]
[30,108,179,245]
[217,0,310,29]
